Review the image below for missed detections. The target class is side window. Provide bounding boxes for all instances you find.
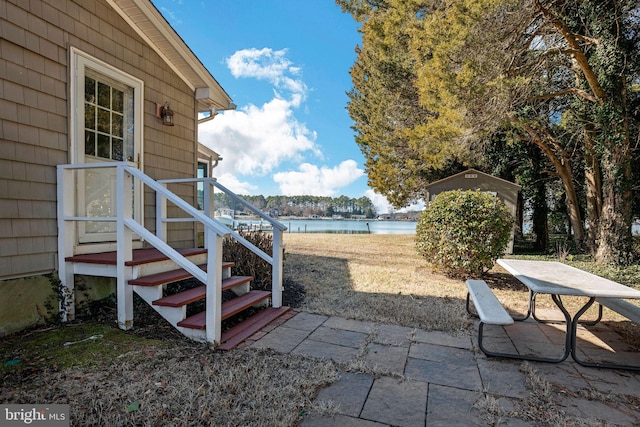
[197,161,208,210]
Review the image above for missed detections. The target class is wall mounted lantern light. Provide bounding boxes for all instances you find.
[156,101,175,126]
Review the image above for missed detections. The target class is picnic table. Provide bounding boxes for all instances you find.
[495,258,640,370]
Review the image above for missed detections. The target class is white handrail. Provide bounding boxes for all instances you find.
[214,181,288,232]
[125,219,207,283]
[57,162,286,343]
[157,177,277,264]
[157,175,285,308]
[125,167,230,237]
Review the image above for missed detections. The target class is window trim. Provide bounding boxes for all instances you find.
[70,47,144,165]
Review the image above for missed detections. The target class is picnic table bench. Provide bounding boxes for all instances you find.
[596,297,640,324]
[466,279,519,359]
[465,279,568,362]
[465,259,640,370]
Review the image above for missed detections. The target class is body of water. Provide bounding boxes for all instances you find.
[282,219,416,234]
[241,220,640,235]
[232,218,416,234]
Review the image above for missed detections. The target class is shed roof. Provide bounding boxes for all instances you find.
[425,169,521,191]
[107,0,233,113]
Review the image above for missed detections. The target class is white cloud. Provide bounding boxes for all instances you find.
[201,47,367,198]
[364,189,425,214]
[159,7,181,25]
[199,97,321,178]
[365,190,393,214]
[402,200,425,212]
[213,172,257,195]
[274,160,364,196]
[226,48,307,101]
[199,47,321,185]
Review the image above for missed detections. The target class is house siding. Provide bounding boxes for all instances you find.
[1,0,198,278]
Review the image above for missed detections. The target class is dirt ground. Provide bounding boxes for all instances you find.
[0,277,326,426]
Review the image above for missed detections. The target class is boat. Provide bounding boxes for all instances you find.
[214,208,235,227]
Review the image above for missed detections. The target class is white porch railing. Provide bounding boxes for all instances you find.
[57,162,286,346]
[157,177,287,306]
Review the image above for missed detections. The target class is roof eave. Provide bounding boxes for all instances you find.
[106,0,234,112]
[425,168,522,190]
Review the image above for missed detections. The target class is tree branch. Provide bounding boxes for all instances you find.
[527,88,598,103]
[535,0,606,103]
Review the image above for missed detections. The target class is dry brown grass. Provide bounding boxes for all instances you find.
[284,234,626,336]
[0,343,338,426]
[3,233,638,426]
[284,233,473,333]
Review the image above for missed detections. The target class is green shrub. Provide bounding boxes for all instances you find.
[415,189,513,278]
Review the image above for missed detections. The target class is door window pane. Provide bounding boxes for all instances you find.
[97,134,110,158]
[97,107,110,134]
[112,138,123,161]
[85,131,96,156]
[84,70,134,162]
[97,82,110,108]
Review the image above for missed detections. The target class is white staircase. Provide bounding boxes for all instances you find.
[57,162,288,348]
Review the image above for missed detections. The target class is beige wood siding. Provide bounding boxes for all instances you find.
[0,0,198,279]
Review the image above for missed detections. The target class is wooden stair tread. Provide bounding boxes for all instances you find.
[222,275,253,291]
[151,276,254,307]
[129,262,236,287]
[153,285,205,307]
[218,307,291,350]
[220,290,271,320]
[65,248,208,266]
[130,264,206,286]
[177,290,271,329]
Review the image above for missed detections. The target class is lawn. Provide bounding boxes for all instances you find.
[1,233,639,425]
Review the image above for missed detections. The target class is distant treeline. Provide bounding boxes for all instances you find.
[214,193,377,218]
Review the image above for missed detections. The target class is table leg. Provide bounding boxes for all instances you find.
[511,290,533,322]
[532,293,603,326]
[549,294,573,362]
[477,292,571,364]
[571,297,640,371]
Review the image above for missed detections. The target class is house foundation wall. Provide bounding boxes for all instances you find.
[0,275,57,336]
[0,274,116,337]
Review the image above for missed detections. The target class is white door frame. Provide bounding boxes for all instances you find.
[69,47,144,250]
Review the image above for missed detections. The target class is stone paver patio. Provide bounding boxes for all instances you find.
[246,310,640,426]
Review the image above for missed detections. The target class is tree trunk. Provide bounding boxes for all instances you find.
[529,149,549,251]
[583,125,602,255]
[594,102,633,265]
[531,180,549,251]
[553,154,584,248]
[510,115,585,249]
[595,169,633,264]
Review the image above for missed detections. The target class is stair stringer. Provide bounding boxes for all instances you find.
[230,282,250,296]
[132,284,207,342]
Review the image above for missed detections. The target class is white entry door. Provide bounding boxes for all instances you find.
[71,48,144,244]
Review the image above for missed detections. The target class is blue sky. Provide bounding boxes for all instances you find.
[150,0,405,213]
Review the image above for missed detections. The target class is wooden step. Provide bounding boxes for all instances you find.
[65,247,207,266]
[221,276,253,292]
[128,262,235,287]
[153,285,206,307]
[152,276,254,307]
[218,306,291,350]
[177,290,271,329]
[220,290,270,320]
